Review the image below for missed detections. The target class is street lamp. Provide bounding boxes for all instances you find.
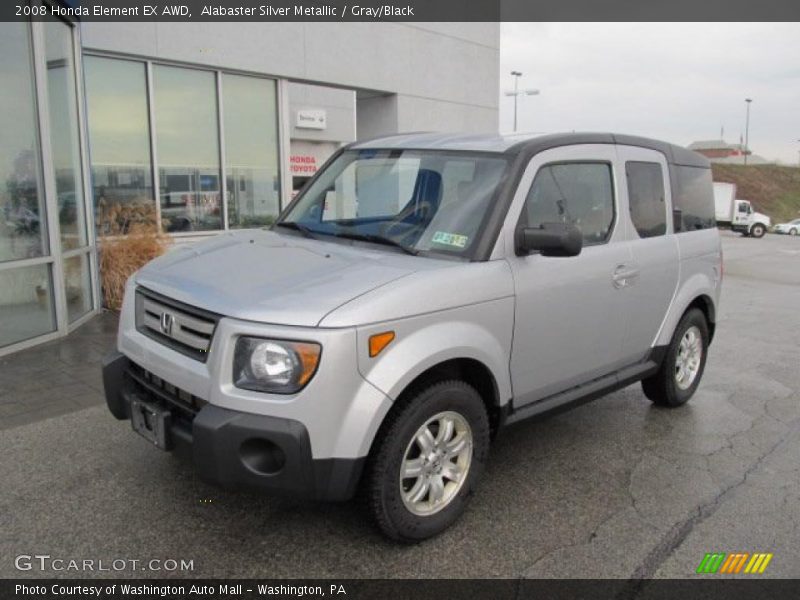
[744,98,752,166]
[505,71,540,132]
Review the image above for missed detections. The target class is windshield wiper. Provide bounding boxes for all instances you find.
[334,232,419,256]
[275,221,319,239]
[277,223,419,255]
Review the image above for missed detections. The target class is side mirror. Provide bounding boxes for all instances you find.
[515,222,583,257]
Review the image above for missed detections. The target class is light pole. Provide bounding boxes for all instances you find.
[510,71,522,132]
[505,71,540,132]
[744,98,752,165]
[796,139,800,168]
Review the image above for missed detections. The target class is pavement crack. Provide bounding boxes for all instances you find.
[522,461,649,578]
[520,506,623,577]
[622,413,800,589]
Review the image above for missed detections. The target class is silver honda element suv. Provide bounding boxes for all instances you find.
[104,133,722,541]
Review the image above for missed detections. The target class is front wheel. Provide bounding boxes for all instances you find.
[642,308,709,407]
[750,223,766,238]
[364,380,490,541]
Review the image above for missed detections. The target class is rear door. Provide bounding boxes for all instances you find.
[616,145,680,362]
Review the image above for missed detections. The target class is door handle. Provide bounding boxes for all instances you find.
[612,264,640,288]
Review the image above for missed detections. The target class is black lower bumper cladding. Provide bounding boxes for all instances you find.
[101,351,364,501]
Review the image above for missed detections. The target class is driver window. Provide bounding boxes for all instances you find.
[524,162,615,245]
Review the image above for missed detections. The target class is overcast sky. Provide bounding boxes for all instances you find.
[499,23,800,164]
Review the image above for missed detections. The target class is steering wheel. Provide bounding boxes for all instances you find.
[380,202,433,240]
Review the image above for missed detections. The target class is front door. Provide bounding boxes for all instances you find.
[733,200,751,228]
[506,145,632,408]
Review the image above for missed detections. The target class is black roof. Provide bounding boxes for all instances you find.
[351,132,710,168]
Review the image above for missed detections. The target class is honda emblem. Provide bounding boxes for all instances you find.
[160,312,174,336]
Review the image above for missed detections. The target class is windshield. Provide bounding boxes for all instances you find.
[278,149,508,257]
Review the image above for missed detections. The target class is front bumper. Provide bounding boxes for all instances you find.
[103,351,365,501]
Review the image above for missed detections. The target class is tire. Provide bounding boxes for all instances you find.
[364,380,490,542]
[750,223,766,238]
[790,228,798,236]
[642,308,709,408]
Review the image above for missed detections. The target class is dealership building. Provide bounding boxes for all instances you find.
[0,14,499,355]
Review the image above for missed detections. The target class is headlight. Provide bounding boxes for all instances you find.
[233,337,321,394]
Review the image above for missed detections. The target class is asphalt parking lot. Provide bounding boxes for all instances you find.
[2,231,799,579]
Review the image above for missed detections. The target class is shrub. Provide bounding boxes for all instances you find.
[97,201,170,311]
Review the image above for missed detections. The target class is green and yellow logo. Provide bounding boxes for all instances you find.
[696,552,773,574]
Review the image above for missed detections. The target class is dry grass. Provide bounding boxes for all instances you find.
[97,202,170,311]
[712,164,800,223]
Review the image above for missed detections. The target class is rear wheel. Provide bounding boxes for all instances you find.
[750,223,766,238]
[364,380,490,541]
[642,308,709,407]
[790,228,798,236]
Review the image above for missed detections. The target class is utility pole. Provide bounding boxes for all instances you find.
[744,98,752,165]
[505,71,540,132]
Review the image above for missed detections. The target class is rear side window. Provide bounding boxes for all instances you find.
[524,162,615,245]
[672,165,715,232]
[626,161,667,238]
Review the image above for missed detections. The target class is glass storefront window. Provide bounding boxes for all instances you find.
[43,20,87,252]
[84,56,154,235]
[84,58,282,235]
[0,263,56,348]
[222,74,281,228]
[0,22,47,263]
[1,19,95,352]
[1,25,288,352]
[63,252,92,323]
[153,65,221,233]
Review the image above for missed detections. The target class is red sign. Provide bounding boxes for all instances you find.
[290,155,317,174]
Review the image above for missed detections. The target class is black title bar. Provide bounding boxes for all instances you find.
[6,579,800,600]
[4,0,800,22]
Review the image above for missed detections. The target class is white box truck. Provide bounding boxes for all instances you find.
[713,182,770,238]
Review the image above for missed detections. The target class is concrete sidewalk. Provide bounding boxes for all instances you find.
[0,311,117,431]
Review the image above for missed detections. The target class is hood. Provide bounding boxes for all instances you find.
[753,212,771,225]
[134,229,427,327]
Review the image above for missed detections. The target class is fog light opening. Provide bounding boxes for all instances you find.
[239,438,286,475]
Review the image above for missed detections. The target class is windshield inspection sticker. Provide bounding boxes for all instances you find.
[432,231,468,248]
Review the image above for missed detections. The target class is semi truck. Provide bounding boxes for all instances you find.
[713,181,770,238]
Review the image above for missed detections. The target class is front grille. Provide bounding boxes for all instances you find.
[135,287,219,362]
[126,361,207,422]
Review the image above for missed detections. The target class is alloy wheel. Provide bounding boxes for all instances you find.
[675,325,703,390]
[399,411,473,516]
